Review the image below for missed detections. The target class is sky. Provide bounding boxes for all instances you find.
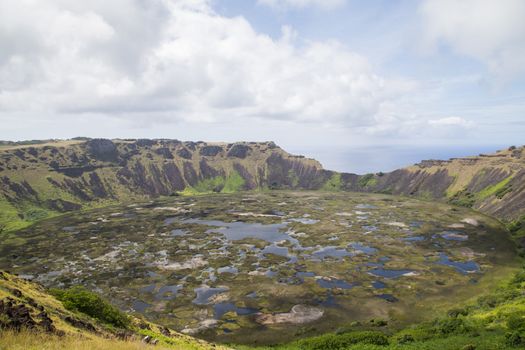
[0,0,524,173]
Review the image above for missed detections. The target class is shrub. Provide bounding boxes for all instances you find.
[505,331,525,347]
[508,216,525,234]
[510,271,525,285]
[298,331,388,350]
[449,190,475,208]
[477,295,498,308]
[369,318,388,327]
[395,334,415,344]
[447,307,468,318]
[51,286,130,328]
[435,318,470,335]
[507,314,525,331]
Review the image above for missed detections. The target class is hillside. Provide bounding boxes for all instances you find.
[0,270,230,350]
[364,146,525,220]
[0,139,328,232]
[0,139,523,234]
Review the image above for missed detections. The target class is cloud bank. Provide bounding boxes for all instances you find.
[0,0,414,130]
[420,0,525,82]
[0,0,485,140]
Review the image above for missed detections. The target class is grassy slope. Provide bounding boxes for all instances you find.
[403,146,525,219]
[0,330,176,350]
[0,271,230,350]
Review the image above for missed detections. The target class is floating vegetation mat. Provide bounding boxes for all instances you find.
[0,191,518,344]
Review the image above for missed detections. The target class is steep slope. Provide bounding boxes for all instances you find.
[0,139,328,231]
[366,146,525,220]
[0,270,229,350]
[0,139,523,233]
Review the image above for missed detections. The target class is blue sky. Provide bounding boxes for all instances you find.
[0,0,523,172]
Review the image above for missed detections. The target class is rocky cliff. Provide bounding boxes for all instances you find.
[0,139,330,231]
[365,146,525,221]
[0,139,523,232]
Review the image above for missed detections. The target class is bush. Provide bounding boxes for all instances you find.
[510,271,525,285]
[435,318,470,335]
[298,331,389,350]
[507,314,525,331]
[369,318,388,327]
[51,286,130,328]
[508,216,525,234]
[505,331,525,347]
[462,344,476,350]
[477,295,498,308]
[449,190,475,208]
[395,334,415,344]
[447,307,468,318]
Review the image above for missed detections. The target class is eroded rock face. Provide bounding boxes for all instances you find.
[373,169,455,198]
[200,145,223,157]
[233,163,257,190]
[45,199,82,212]
[183,162,199,186]
[265,153,325,190]
[199,160,221,179]
[155,147,174,159]
[85,139,118,162]
[227,144,251,159]
[135,139,157,147]
[177,148,193,160]
[0,139,523,223]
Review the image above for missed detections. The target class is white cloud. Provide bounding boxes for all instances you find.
[0,0,416,134]
[420,0,525,82]
[257,0,345,10]
[428,116,474,128]
[358,114,475,139]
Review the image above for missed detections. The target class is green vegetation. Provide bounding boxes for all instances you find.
[182,170,246,195]
[358,174,377,188]
[51,286,130,329]
[508,215,525,257]
[477,176,513,200]
[0,198,29,232]
[449,190,475,208]
[288,169,300,188]
[222,171,246,193]
[508,216,525,236]
[0,271,230,350]
[297,331,389,349]
[322,173,342,191]
[194,176,228,193]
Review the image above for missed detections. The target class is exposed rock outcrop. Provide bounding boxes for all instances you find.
[0,140,523,226]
